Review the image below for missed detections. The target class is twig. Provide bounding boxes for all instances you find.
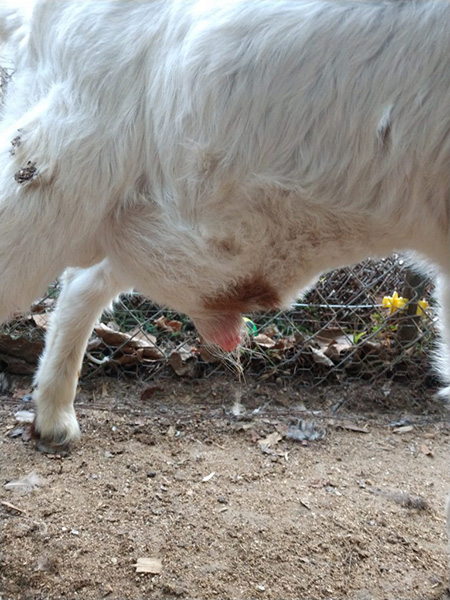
[1,500,25,514]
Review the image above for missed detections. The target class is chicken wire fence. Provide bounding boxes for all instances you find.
[0,256,439,391]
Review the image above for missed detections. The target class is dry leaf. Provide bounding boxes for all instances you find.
[154,316,182,333]
[198,344,222,363]
[115,353,140,366]
[140,385,163,401]
[420,444,433,457]
[32,314,51,329]
[12,387,32,400]
[133,557,162,574]
[94,324,163,361]
[248,430,260,443]
[0,334,44,373]
[258,431,282,449]
[169,349,199,377]
[315,328,349,342]
[93,324,130,347]
[253,334,276,349]
[129,328,157,346]
[324,341,353,361]
[272,337,295,351]
[310,347,334,368]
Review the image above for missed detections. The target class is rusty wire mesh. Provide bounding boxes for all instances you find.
[0,256,439,391]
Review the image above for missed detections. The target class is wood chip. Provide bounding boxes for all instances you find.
[133,557,162,574]
[392,425,414,434]
[337,422,370,434]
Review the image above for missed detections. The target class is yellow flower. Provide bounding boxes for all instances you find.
[382,291,407,314]
[382,292,429,317]
[416,299,429,317]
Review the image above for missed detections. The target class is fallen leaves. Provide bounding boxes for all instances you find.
[253,334,277,349]
[154,316,182,333]
[169,348,200,377]
[0,333,44,374]
[93,324,164,366]
[0,299,420,384]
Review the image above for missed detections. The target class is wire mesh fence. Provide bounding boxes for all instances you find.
[0,255,439,391]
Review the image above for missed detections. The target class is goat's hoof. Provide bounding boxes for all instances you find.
[31,417,79,455]
[37,440,71,456]
[435,386,450,404]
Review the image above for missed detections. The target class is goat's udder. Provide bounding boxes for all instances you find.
[193,312,243,352]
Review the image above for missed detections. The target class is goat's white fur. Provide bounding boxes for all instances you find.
[1,0,450,444]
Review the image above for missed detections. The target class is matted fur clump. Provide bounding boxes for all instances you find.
[0,0,449,446]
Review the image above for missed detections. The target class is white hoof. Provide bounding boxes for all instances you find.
[33,393,81,446]
[435,385,450,404]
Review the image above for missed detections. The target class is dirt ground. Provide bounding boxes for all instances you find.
[1,375,450,600]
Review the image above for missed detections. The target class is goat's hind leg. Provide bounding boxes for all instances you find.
[33,259,126,449]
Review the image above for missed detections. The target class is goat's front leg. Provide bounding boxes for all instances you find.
[33,259,125,448]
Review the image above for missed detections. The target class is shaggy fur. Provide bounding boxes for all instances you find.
[0,0,450,445]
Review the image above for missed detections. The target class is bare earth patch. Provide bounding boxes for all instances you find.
[1,377,449,600]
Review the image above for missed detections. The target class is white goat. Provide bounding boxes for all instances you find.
[0,0,449,446]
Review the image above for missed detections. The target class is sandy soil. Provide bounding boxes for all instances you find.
[1,376,450,600]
